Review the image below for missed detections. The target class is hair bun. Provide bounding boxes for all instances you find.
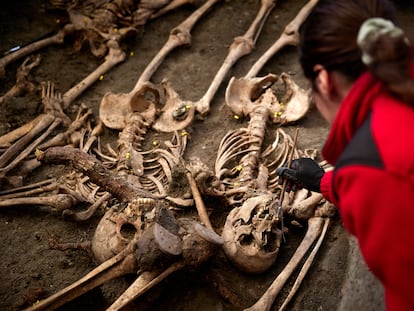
[357,17,410,66]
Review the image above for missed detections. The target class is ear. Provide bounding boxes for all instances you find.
[313,64,332,98]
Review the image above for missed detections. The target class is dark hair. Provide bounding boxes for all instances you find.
[299,0,414,103]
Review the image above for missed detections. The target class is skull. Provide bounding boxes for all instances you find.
[91,198,156,263]
[222,193,282,274]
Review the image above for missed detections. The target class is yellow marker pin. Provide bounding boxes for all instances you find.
[99,75,104,81]
[233,115,240,120]
[125,152,131,159]
[130,51,134,57]
[181,130,188,136]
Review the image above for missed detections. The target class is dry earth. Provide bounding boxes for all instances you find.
[0,1,413,310]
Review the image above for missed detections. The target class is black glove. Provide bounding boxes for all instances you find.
[275,158,324,193]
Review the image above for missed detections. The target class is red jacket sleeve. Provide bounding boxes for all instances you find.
[334,165,414,311]
[320,170,336,205]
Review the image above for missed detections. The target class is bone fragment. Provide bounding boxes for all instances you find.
[277,73,312,123]
[136,0,220,91]
[0,54,41,105]
[150,0,200,20]
[0,24,75,79]
[0,114,50,148]
[0,81,68,178]
[246,0,319,78]
[285,192,324,220]
[0,194,77,212]
[106,262,185,311]
[62,39,126,109]
[0,178,57,198]
[186,171,214,231]
[244,216,325,311]
[40,81,71,125]
[195,0,276,115]
[279,217,330,311]
[37,106,94,150]
[63,191,111,221]
[153,0,276,132]
[0,114,54,167]
[100,0,221,130]
[0,118,61,179]
[24,241,138,311]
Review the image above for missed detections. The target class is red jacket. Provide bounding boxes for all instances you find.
[320,56,414,310]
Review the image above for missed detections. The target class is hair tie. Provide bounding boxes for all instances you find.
[357,17,409,65]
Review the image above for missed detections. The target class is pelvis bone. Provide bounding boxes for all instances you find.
[226,72,311,125]
[222,192,282,274]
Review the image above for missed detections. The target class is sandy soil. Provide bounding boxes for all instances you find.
[0,1,413,310]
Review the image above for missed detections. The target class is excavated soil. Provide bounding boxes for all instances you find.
[0,1,413,310]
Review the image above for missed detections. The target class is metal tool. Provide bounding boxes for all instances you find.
[276,127,299,240]
[2,29,57,56]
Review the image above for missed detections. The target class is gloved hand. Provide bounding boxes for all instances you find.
[275,157,325,193]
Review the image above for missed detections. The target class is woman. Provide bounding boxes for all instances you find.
[276,0,414,310]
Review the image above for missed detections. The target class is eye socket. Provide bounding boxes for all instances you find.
[120,223,137,240]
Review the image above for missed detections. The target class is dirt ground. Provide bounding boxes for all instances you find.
[0,1,413,310]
